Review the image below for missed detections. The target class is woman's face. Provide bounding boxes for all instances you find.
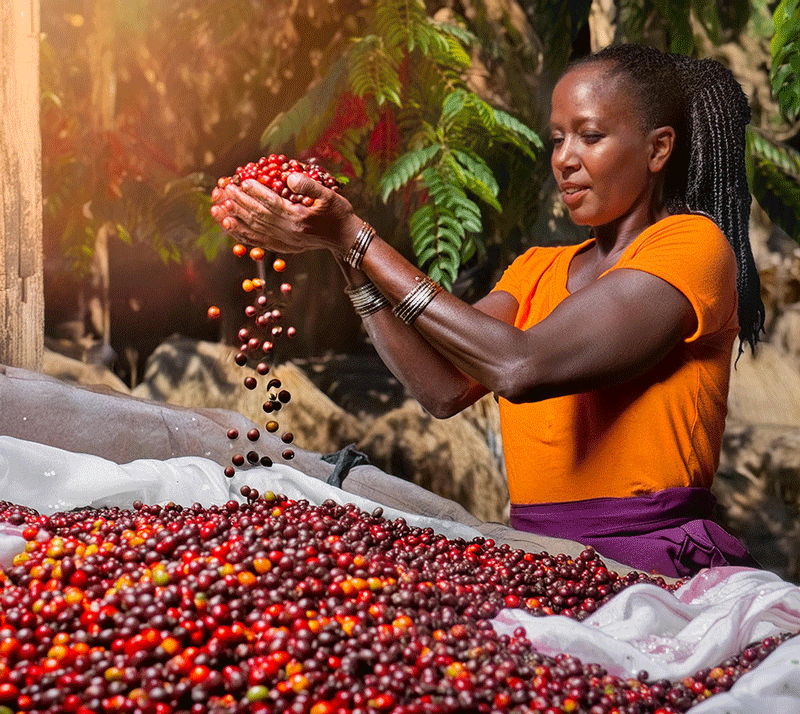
[549,64,658,228]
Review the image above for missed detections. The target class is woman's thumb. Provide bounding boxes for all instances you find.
[287,172,325,197]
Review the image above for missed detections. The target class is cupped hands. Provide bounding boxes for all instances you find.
[210,172,360,256]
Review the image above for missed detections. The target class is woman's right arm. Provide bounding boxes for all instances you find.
[335,256,518,418]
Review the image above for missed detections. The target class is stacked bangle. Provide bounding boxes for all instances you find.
[343,221,376,269]
[392,276,443,325]
[345,281,390,317]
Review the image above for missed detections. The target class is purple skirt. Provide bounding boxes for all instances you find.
[510,487,760,578]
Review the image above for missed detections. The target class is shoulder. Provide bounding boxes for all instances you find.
[617,213,737,341]
[624,213,735,278]
[637,213,732,255]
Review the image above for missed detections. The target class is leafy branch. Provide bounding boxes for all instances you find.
[771,0,800,123]
[260,0,543,290]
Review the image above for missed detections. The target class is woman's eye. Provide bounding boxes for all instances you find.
[582,133,603,143]
[551,136,563,146]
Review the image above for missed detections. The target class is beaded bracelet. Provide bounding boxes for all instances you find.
[345,281,390,317]
[392,276,443,325]
[343,221,376,269]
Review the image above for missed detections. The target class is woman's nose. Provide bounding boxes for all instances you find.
[552,137,580,175]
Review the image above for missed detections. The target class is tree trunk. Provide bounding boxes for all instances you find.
[1,0,44,371]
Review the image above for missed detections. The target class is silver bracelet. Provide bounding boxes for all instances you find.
[392,276,443,325]
[344,221,376,269]
[345,281,390,317]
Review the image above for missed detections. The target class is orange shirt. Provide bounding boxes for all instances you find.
[492,214,738,504]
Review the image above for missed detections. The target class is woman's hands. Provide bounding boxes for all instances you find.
[210,172,360,256]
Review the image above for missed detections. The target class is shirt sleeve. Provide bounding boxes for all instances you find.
[608,214,738,342]
[490,247,540,303]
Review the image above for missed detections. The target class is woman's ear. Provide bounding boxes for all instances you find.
[649,126,676,173]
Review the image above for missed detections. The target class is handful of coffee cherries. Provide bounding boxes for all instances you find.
[217,154,340,206]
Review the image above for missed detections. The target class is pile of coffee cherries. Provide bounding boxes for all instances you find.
[0,496,793,714]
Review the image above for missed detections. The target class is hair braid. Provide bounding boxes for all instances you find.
[568,45,765,354]
[671,55,765,354]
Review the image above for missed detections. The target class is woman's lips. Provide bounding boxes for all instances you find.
[561,186,588,207]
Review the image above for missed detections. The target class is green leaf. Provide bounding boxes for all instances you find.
[409,203,436,236]
[116,223,132,244]
[416,245,437,265]
[751,158,800,242]
[379,144,442,202]
[492,108,544,155]
[438,213,466,239]
[441,89,467,126]
[462,173,502,212]
[432,20,477,47]
[460,237,476,263]
[451,150,499,196]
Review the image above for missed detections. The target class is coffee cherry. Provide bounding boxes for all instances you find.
[226,428,239,440]
[247,428,260,441]
[266,421,279,433]
[232,243,247,257]
[272,258,286,272]
[244,377,257,390]
[249,247,265,262]
[207,305,221,320]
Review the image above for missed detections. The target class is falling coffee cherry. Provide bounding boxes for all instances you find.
[272,258,286,273]
[244,377,257,390]
[232,243,247,257]
[207,305,221,320]
[266,421,279,433]
[249,247,265,262]
[247,428,260,441]
[226,428,239,440]
[223,466,236,478]
[282,449,295,460]
[231,454,245,467]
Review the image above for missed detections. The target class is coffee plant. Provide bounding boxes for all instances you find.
[260,0,544,290]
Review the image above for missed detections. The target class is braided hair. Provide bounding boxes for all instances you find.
[568,44,765,355]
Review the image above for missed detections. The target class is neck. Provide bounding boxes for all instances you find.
[591,193,670,258]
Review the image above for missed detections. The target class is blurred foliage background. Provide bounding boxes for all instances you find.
[39,0,800,385]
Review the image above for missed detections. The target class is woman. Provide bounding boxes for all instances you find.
[211,44,763,578]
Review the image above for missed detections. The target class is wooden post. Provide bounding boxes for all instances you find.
[1,0,44,371]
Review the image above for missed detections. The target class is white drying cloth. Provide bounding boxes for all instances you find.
[0,435,482,564]
[492,568,800,712]
[1,435,799,713]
